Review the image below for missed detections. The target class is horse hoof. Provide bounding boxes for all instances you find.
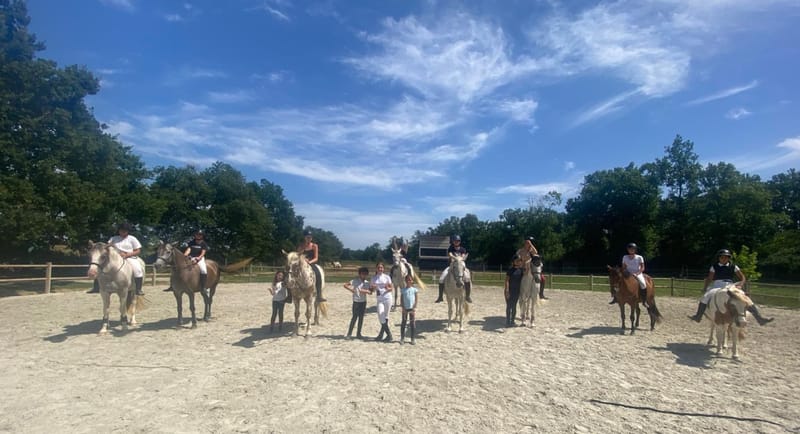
[191,323,197,329]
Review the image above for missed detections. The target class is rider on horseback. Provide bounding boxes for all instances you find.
[88,222,145,295]
[689,248,774,325]
[435,235,472,303]
[516,236,548,300]
[184,229,210,297]
[609,243,647,306]
[298,230,326,302]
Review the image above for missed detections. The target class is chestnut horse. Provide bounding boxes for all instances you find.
[607,265,663,334]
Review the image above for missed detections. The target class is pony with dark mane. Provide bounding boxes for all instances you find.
[704,284,753,359]
[87,242,142,334]
[607,265,663,334]
[283,250,328,337]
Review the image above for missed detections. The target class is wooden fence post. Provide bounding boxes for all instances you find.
[44,262,52,294]
[151,266,156,287]
[589,274,593,291]
[670,278,674,297]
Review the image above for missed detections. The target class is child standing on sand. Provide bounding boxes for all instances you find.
[344,266,371,338]
[400,274,419,345]
[268,270,288,332]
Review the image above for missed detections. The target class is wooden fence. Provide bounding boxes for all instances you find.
[1,263,798,307]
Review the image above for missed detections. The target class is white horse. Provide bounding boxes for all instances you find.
[332,261,342,269]
[87,242,140,334]
[283,250,328,337]
[390,247,426,309]
[519,255,542,327]
[704,285,753,359]
[443,253,470,333]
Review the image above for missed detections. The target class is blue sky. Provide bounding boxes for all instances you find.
[27,0,800,249]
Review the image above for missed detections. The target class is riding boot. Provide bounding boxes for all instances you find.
[162,286,173,292]
[383,321,393,342]
[87,280,100,294]
[198,273,208,297]
[465,281,473,303]
[374,324,385,341]
[313,266,326,302]
[688,302,707,322]
[747,305,774,326]
[435,283,444,303]
[134,277,144,296]
[638,287,648,307]
[539,281,548,300]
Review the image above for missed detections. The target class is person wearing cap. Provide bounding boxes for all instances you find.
[435,235,472,303]
[184,229,211,297]
[516,236,548,300]
[90,222,145,295]
[689,249,774,325]
[609,243,647,306]
[297,230,326,302]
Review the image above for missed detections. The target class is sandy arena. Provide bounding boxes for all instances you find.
[1,283,797,433]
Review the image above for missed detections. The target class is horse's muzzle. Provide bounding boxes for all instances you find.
[734,314,747,327]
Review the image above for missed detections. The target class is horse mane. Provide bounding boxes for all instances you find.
[725,285,754,308]
[222,257,254,273]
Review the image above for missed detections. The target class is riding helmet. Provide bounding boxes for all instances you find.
[304,230,313,237]
[194,229,205,236]
[451,235,461,242]
[717,249,732,257]
[526,236,535,243]
[117,222,133,232]
[626,242,638,249]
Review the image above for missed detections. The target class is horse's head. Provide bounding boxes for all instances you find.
[282,250,303,276]
[391,248,403,266]
[607,265,623,291]
[87,242,110,278]
[726,286,754,327]
[449,253,467,288]
[153,241,175,271]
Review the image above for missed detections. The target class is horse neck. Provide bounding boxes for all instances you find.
[293,259,315,287]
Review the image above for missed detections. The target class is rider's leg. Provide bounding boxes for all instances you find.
[538,276,547,299]
[198,273,207,297]
[87,280,100,293]
[436,268,448,303]
[134,276,144,296]
[747,304,774,326]
[688,302,707,322]
[465,281,473,303]
[312,265,325,302]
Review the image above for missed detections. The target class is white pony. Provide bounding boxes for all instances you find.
[390,247,426,309]
[704,284,753,359]
[283,250,328,337]
[87,242,140,334]
[519,254,542,327]
[443,253,470,333]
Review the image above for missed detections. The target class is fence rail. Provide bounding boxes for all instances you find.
[2,263,798,307]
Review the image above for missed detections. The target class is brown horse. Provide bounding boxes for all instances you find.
[607,265,663,334]
[154,241,221,328]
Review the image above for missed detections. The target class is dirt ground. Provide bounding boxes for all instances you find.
[0,282,797,433]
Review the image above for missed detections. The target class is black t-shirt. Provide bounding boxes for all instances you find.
[448,245,467,256]
[186,239,210,258]
[506,267,523,293]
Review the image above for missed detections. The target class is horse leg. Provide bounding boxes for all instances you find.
[294,300,301,336]
[304,298,312,337]
[174,291,184,327]
[446,297,453,332]
[730,326,739,359]
[707,322,715,346]
[313,300,319,326]
[127,290,136,326]
[632,305,640,334]
[529,296,535,327]
[618,304,626,334]
[715,325,725,355]
[457,299,463,333]
[119,291,129,331]
[188,291,198,329]
[100,290,111,334]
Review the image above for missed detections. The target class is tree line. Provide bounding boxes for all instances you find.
[1,1,798,280]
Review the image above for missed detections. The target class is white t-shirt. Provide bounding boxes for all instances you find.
[349,278,369,303]
[272,281,287,302]
[622,254,644,275]
[108,235,142,256]
[372,273,393,302]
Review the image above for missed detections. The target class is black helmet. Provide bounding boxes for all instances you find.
[303,230,313,237]
[117,222,132,232]
[626,242,638,249]
[525,236,535,243]
[717,249,732,257]
[194,229,205,236]
[451,235,461,242]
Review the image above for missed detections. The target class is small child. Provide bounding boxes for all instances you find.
[400,274,419,345]
[343,266,371,338]
[268,271,288,332]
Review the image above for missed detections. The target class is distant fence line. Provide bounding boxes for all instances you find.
[1,263,798,307]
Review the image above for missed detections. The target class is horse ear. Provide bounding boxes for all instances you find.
[463,253,469,260]
[606,265,613,271]
[281,249,288,255]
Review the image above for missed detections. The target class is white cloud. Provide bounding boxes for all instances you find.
[207,90,254,104]
[164,13,183,22]
[687,80,759,105]
[496,98,539,124]
[777,136,800,151]
[564,161,575,171]
[495,182,576,196]
[725,107,752,120]
[572,89,642,126]
[106,120,134,136]
[99,0,135,12]
[731,135,800,172]
[251,1,291,21]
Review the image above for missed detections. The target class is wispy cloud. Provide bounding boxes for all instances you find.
[726,107,752,120]
[495,182,576,196]
[572,89,642,126]
[164,67,228,86]
[686,80,759,105]
[731,135,800,173]
[207,90,254,104]
[250,0,291,21]
[99,0,135,12]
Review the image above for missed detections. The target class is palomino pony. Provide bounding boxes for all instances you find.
[518,255,542,327]
[607,265,663,334]
[87,242,140,334]
[704,285,753,359]
[282,250,328,337]
[390,247,426,309]
[154,241,221,328]
[443,253,471,333]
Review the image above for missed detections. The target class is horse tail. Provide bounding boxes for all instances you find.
[463,300,470,316]
[317,301,329,318]
[413,274,427,291]
[648,303,663,323]
[222,257,254,273]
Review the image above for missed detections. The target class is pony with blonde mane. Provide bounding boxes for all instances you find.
[704,284,753,359]
[443,253,470,333]
[390,246,426,309]
[607,265,663,334]
[87,242,141,334]
[283,250,328,337]
[519,254,542,327]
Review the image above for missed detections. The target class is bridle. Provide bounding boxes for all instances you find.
[89,245,127,275]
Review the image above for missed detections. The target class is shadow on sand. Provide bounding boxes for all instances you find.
[565,326,625,338]
[650,342,717,369]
